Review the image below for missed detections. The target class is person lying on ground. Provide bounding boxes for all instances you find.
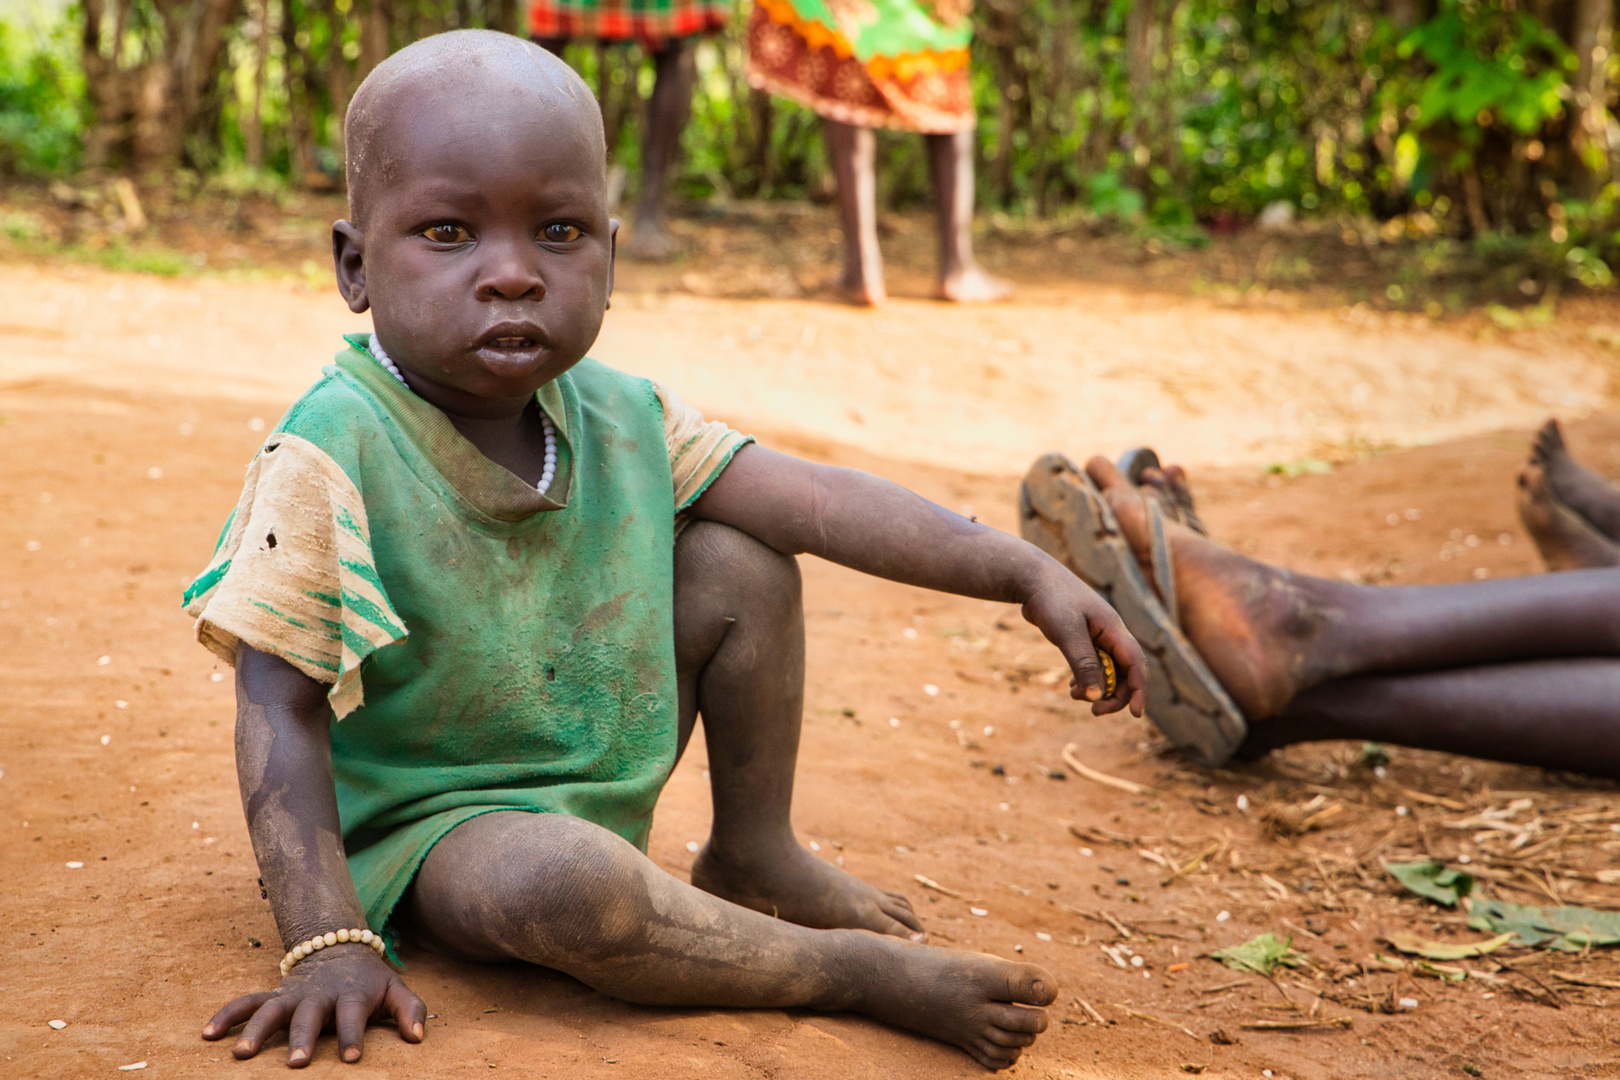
[1516,418,1620,572]
[187,29,1149,1071]
[1020,436,1620,779]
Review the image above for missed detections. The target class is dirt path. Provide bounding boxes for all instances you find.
[3,261,1620,1079]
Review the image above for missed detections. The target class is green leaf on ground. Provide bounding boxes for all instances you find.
[1383,860,1475,907]
[1466,898,1620,951]
[1212,933,1298,976]
[1384,930,1515,960]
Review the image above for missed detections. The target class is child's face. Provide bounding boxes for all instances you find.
[334,86,614,407]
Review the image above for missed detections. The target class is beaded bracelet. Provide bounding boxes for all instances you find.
[279,928,386,976]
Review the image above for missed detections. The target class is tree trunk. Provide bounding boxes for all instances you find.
[1569,0,1613,191]
[246,0,273,167]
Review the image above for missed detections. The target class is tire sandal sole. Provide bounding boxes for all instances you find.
[1019,452,1247,767]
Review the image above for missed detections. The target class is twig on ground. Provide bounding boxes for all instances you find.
[1494,960,1566,1009]
[1114,1004,1201,1041]
[1239,1017,1352,1031]
[913,874,965,899]
[1199,980,1252,994]
[1552,972,1620,990]
[1062,744,1154,796]
[1075,998,1108,1025]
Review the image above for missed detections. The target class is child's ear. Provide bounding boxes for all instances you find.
[332,221,370,314]
[605,218,619,311]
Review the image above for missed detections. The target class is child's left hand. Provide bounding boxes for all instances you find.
[1018,563,1146,716]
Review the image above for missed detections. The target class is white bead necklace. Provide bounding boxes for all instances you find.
[370,333,557,497]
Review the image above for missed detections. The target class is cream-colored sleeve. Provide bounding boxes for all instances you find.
[181,433,407,719]
[654,382,754,513]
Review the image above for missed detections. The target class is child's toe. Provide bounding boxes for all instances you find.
[998,964,1057,1007]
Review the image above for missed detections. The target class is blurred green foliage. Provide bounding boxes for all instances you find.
[0,8,84,175]
[4,0,1620,282]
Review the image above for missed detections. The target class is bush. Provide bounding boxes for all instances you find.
[0,7,84,176]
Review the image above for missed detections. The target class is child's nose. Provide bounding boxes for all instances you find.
[475,240,546,301]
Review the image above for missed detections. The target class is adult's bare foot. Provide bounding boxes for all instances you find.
[1135,462,1207,535]
[1517,459,1620,572]
[1531,419,1620,541]
[839,937,1055,1070]
[936,266,1013,303]
[692,841,926,941]
[837,273,887,307]
[1083,456,1348,721]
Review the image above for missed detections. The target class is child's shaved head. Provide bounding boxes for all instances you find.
[344,29,606,226]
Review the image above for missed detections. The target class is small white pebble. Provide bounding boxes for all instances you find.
[48,1020,66,1030]
[192,821,200,829]
[998,802,1010,811]
[1374,765,1388,779]
[210,672,225,683]
[1263,1072,1274,1078]
[1458,854,1472,864]
[1498,533,1514,545]
[948,719,961,730]
[969,907,989,917]
[982,725,994,737]
[25,540,41,552]
[809,840,821,852]
[1386,513,1399,526]
[889,717,900,728]
[902,627,919,640]
[1130,955,1145,968]
[835,855,844,867]
[115,700,128,710]
[129,786,136,792]
[1236,794,1250,812]
[1398,997,1418,1009]
[100,735,111,746]
[894,845,909,854]
[1396,805,1409,816]
[65,861,83,869]
[923,684,939,697]
[685,841,700,853]
[1404,508,1423,521]
[1473,567,1490,580]
[147,467,163,480]
[97,655,111,666]
[1015,944,1023,953]
[248,417,266,432]
[1079,847,1094,857]
[1036,932,1052,942]
[1216,910,1231,922]
[118,1063,147,1072]
[1482,992,1494,1000]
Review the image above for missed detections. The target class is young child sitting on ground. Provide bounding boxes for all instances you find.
[186,29,1145,1071]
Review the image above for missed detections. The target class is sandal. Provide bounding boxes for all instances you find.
[1118,447,1208,537]
[1019,453,1247,767]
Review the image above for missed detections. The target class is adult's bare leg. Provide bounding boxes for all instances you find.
[823,119,886,305]
[626,40,695,260]
[1244,660,1620,777]
[401,812,1055,1069]
[925,129,1010,303]
[1530,418,1620,542]
[1085,457,1620,722]
[1519,437,1620,571]
[673,520,923,939]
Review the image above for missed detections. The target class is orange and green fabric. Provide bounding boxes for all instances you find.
[746,0,974,133]
[184,336,750,942]
[527,0,728,45]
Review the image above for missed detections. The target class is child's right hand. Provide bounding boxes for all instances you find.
[201,943,426,1066]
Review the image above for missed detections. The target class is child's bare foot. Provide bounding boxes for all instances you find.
[624,221,679,262]
[692,841,925,941]
[1531,419,1620,541]
[838,273,887,307]
[841,936,1055,1070]
[1518,459,1620,571]
[935,266,1013,303]
[1083,456,1343,721]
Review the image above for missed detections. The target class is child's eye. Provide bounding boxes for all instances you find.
[421,224,471,244]
[541,223,582,243]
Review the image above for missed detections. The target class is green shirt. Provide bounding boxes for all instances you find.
[185,336,749,932]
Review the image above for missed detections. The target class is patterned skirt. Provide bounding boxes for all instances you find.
[527,0,729,45]
[745,0,975,134]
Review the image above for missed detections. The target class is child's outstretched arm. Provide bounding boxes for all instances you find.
[201,645,426,1066]
[690,446,1148,716]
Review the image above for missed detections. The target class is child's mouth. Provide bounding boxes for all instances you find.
[487,336,536,351]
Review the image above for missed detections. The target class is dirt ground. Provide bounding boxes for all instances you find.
[4,221,1620,1080]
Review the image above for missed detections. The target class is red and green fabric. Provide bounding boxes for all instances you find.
[528,0,729,45]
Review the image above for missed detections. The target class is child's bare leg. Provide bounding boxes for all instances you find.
[1252,660,1620,776]
[823,119,886,306]
[673,521,924,939]
[1085,457,1620,721]
[925,130,1011,303]
[400,811,1055,1069]
[625,41,694,260]
[1531,419,1620,541]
